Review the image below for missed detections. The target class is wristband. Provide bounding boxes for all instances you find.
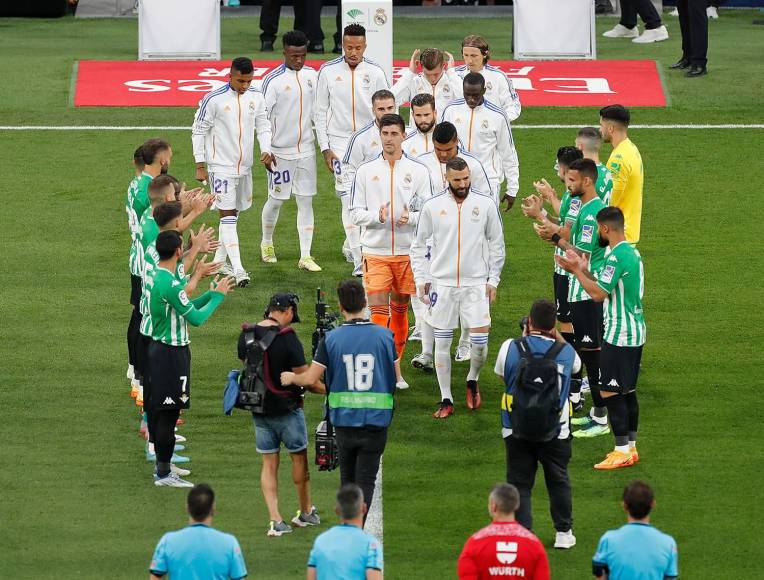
[541,209,548,218]
[551,233,561,245]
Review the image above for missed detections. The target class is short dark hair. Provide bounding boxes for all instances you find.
[156,230,183,260]
[336,483,364,520]
[556,145,584,168]
[420,48,444,70]
[231,57,254,75]
[577,126,602,148]
[597,206,625,231]
[489,483,520,515]
[141,138,170,165]
[343,23,366,38]
[187,483,215,522]
[371,89,395,105]
[337,279,366,313]
[154,201,183,229]
[433,121,458,144]
[133,146,145,167]
[600,104,630,127]
[410,93,435,111]
[163,174,182,197]
[529,299,557,331]
[463,72,485,89]
[379,113,405,133]
[148,174,176,203]
[445,157,468,172]
[623,480,654,519]
[282,29,308,48]
[567,158,598,182]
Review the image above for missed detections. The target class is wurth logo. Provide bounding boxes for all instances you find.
[496,541,518,564]
[487,566,526,577]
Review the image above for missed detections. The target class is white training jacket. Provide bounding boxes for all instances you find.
[192,84,272,176]
[342,120,382,192]
[350,153,434,256]
[416,147,493,201]
[411,188,505,288]
[261,64,317,159]
[401,127,436,158]
[454,64,522,121]
[314,56,390,151]
[392,68,464,128]
[440,98,519,197]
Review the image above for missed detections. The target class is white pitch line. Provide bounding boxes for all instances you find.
[365,457,384,542]
[1,124,763,131]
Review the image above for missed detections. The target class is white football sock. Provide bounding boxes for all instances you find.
[467,332,489,381]
[410,295,424,330]
[220,215,244,272]
[214,223,228,264]
[340,193,362,266]
[421,320,434,357]
[458,317,471,349]
[434,328,454,402]
[295,195,315,258]
[261,196,283,245]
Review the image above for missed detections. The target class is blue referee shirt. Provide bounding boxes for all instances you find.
[150,523,247,580]
[593,522,678,580]
[308,524,383,579]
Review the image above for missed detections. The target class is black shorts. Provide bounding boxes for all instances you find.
[148,340,191,411]
[134,332,152,382]
[599,341,643,394]
[130,274,142,309]
[553,272,572,324]
[570,299,603,349]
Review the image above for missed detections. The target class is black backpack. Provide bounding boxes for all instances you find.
[237,326,279,414]
[509,338,566,442]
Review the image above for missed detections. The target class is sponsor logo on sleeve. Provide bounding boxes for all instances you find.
[600,265,615,283]
[179,290,190,306]
[581,224,594,243]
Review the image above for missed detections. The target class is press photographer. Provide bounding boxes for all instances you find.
[237,292,325,538]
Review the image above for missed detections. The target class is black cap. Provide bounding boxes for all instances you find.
[265,293,300,323]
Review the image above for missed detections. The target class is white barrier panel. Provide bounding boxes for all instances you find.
[514,0,596,60]
[139,0,220,61]
[342,0,394,83]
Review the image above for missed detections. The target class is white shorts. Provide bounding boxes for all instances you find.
[209,172,253,212]
[267,155,317,200]
[427,283,491,330]
[328,135,350,195]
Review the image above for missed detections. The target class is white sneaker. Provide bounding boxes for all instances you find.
[632,25,669,43]
[298,256,322,272]
[408,326,422,342]
[234,269,250,288]
[581,376,591,394]
[554,530,577,549]
[174,433,187,443]
[411,353,434,372]
[707,6,718,19]
[154,472,194,488]
[603,24,639,38]
[669,7,678,16]
[170,464,191,477]
[352,263,363,277]
[455,344,471,362]
[218,262,234,277]
[396,378,410,390]
[342,240,354,263]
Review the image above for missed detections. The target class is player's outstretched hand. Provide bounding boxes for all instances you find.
[533,221,559,242]
[409,49,421,73]
[195,256,221,278]
[486,284,497,304]
[281,371,296,386]
[211,275,236,295]
[395,203,410,227]
[555,249,585,274]
[521,194,543,219]
[533,178,556,202]
[500,194,515,212]
[195,164,209,185]
[379,202,391,223]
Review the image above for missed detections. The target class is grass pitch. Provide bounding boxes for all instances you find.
[1,11,763,579]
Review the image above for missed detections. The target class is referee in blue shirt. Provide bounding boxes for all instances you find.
[282,279,397,515]
[593,480,678,580]
[149,484,247,580]
[307,483,383,580]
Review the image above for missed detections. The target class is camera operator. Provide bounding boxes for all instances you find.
[493,299,581,550]
[282,280,397,520]
[238,293,325,538]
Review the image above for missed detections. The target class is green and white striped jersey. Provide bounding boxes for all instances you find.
[596,162,613,205]
[137,213,159,320]
[139,241,186,338]
[568,196,607,303]
[597,241,646,347]
[553,190,573,276]
[126,173,151,276]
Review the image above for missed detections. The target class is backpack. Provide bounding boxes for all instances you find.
[509,337,566,442]
[239,325,298,415]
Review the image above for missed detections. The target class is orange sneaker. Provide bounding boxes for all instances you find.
[630,446,639,463]
[130,383,140,399]
[433,400,455,419]
[135,393,144,407]
[594,450,635,470]
[466,380,481,410]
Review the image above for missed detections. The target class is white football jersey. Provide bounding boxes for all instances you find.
[454,64,522,121]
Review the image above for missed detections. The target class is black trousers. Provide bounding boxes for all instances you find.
[335,426,388,514]
[505,435,572,533]
[127,274,142,369]
[155,409,181,473]
[260,0,325,45]
[678,0,709,67]
[619,0,663,30]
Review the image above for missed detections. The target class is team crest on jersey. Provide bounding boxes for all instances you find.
[179,290,190,306]
[371,140,378,147]
[472,206,480,217]
[274,185,281,193]
[600,265,615,283]
[581,224,594,243]
[307,79,313,88]
[443,85,450,94]
[374,8,388,25]
[404,173,412,184]
[486,82,493,91]
[481,119,490,130]
[496,542,518,564]
[249,102,256,111]
[363,73,371,86]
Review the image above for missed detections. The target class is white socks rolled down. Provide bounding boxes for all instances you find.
[261,196,283,245]
[295,194,315,259]
[467,332,489,381]
[219,215,243,272]
[434,328,454,402]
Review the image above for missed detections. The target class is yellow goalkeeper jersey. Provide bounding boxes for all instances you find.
[606,138,644,243]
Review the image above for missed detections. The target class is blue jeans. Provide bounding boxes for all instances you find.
[253,408,308,454]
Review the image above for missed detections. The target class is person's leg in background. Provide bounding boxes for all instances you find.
[673,0,693,68]
[619,0,638,28]
[333,2,342,53]
[154,409,181,479]
[631,0,670,43]
[299,0,325,51]
[259,0,282,51]
[354,428,387,521]
[686,0,709,74]
[539,438,574,545]
[505,435,539,531]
